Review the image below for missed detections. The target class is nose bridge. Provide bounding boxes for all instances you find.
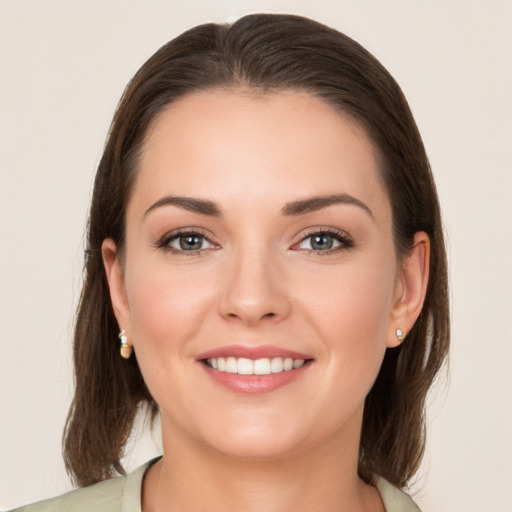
[219,238,290,324]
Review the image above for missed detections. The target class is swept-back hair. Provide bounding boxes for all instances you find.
[64,13,449,488]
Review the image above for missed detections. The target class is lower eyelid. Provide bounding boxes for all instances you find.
[157,229,351,253]
[300,240,343,252]
[293,230,353,251]
[169,236,211,250]
[158,230,218,251]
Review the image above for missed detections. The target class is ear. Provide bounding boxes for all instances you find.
[101,238,131,334]
[387,231,430,348]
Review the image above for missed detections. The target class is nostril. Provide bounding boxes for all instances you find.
[226,311,276,320]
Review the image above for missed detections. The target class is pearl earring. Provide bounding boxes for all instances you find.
[118,329,133,359]
[396,328,405,342]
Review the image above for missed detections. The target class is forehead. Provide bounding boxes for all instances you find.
[133,89,389,219]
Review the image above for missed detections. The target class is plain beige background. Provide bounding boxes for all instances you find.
[1,1,511,510]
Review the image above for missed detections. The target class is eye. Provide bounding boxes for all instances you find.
[159,230,218,253]
[293,229,353,253]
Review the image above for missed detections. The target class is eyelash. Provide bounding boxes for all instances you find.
[293,228,354,254]
[157,227,353,256]
[157,228,218,255]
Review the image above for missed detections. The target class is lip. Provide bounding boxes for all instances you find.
[196,344,312,360]
[200,361,312,394]
[196,345,314,394]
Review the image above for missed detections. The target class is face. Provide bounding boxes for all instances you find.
[105,89,412,461]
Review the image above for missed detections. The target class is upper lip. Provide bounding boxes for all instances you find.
[196,344,312,361]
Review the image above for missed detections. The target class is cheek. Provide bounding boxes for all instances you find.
[308,256,394,333]
[124,258,215,351]
[303,257,396,385]
[122,259,214,416]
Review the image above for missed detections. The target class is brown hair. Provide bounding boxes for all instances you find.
[64,13,449,489]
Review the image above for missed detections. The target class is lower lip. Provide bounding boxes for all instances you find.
[200,361,312,394]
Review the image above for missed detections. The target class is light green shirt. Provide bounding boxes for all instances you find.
[11,458,420,511]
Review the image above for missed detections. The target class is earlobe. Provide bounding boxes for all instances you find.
[387,232,430,348]
[101,238,131,332]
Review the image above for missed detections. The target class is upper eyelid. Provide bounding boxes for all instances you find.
[296,226,352,241]
[157,228,219,249]
[292,227,354,250]
[156,226,352,248]
[159,227,216,241]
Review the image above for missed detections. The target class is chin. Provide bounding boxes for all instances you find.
[208,435,302,461]
[197,415,309,460]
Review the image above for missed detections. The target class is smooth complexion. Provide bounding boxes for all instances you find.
[103,90,429,512]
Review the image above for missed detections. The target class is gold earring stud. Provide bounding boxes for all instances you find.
[118,329,133,359]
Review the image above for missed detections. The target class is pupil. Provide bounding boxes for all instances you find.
[179,235,202,250]
[311,235,333,250]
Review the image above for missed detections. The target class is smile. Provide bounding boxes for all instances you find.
[205,357,306,375]
[197,345,313,393]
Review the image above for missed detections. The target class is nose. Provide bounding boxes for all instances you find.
[218,246,292,326]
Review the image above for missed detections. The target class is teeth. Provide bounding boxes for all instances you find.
[237,358,253,375]
[270,357,284,373]
[253,358,270,375]
[226,357,237,373]
[206,357,306,375]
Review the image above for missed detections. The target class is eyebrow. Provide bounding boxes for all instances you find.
[144,196,222,217]
[281,194,373,218]
[144,193,373,219]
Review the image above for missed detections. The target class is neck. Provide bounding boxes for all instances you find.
[142,412,384,512]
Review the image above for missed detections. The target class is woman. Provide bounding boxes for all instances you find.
[12,13,449,512]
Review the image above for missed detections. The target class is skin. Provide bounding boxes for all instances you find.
[103,89,430,511]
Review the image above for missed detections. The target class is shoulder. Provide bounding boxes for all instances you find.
[8,458,158,512]
[8,477,125,512]
[375,477,422,512]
